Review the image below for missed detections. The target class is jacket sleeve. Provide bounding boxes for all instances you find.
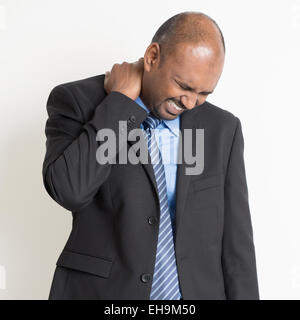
[42,84,147,212]
[222,116,259,299]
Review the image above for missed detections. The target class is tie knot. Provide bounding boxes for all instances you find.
[143,112,162,130]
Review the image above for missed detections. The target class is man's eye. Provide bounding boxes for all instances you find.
[175,79,190,91]
[178,83,188,90]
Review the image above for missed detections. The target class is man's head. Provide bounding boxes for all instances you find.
[140,11,225,120]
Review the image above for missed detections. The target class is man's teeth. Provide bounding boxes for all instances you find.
[169,101,183,110]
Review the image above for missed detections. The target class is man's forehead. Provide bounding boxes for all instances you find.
[191,46,215,59]
[167,42,221,67]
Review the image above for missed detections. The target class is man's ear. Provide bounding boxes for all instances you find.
[144,43,160,72]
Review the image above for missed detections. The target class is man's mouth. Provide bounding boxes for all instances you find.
[166,100,184,115]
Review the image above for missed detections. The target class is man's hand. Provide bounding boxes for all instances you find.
[104,58,144,101]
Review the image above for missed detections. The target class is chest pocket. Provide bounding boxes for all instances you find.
[192,173,223,192]
[191,173,223,209]
[190,174,224,245]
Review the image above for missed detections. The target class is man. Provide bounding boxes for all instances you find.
[43,11,259,300]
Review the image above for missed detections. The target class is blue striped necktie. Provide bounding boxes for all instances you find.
[142,112,182,300]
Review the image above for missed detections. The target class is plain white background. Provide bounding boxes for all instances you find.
[0,0,300,299]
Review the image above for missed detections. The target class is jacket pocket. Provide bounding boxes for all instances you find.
[56,250,113,278]
[192,173,223,192]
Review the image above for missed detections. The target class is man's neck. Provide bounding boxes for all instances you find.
[139,87,153,114]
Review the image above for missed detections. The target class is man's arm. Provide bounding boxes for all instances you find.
[42,84,146,212]
[221,117,259,299]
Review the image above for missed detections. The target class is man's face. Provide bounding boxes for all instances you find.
[142,41,225,120]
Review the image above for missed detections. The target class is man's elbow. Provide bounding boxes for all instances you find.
[42,165,90,212]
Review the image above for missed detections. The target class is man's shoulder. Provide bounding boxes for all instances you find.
[189,100,239,129]
[187,101,242,147]
[47,74,107,122]
[50,74,106,103]
[55,74,105,89]
[203,100,237,120]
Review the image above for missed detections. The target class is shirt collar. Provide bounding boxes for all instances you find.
[135,96,180,137]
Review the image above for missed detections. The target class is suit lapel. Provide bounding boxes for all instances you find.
[174,110,197,234]
[127,128,160,210]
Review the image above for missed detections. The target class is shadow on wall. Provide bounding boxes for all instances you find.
[0,119,72,299]
[0,265,6,290]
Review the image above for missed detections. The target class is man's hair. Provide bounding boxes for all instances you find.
[151,11,225,66]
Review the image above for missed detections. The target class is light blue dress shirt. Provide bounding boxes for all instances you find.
[135,96,180,237]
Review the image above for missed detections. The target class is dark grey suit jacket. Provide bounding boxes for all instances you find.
[43,74,259,300]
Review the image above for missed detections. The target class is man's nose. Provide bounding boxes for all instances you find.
[181,93,200,110]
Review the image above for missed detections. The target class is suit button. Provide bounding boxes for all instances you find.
[148,216,157,225]
[129,115,136,123]
[140,273,152,283]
